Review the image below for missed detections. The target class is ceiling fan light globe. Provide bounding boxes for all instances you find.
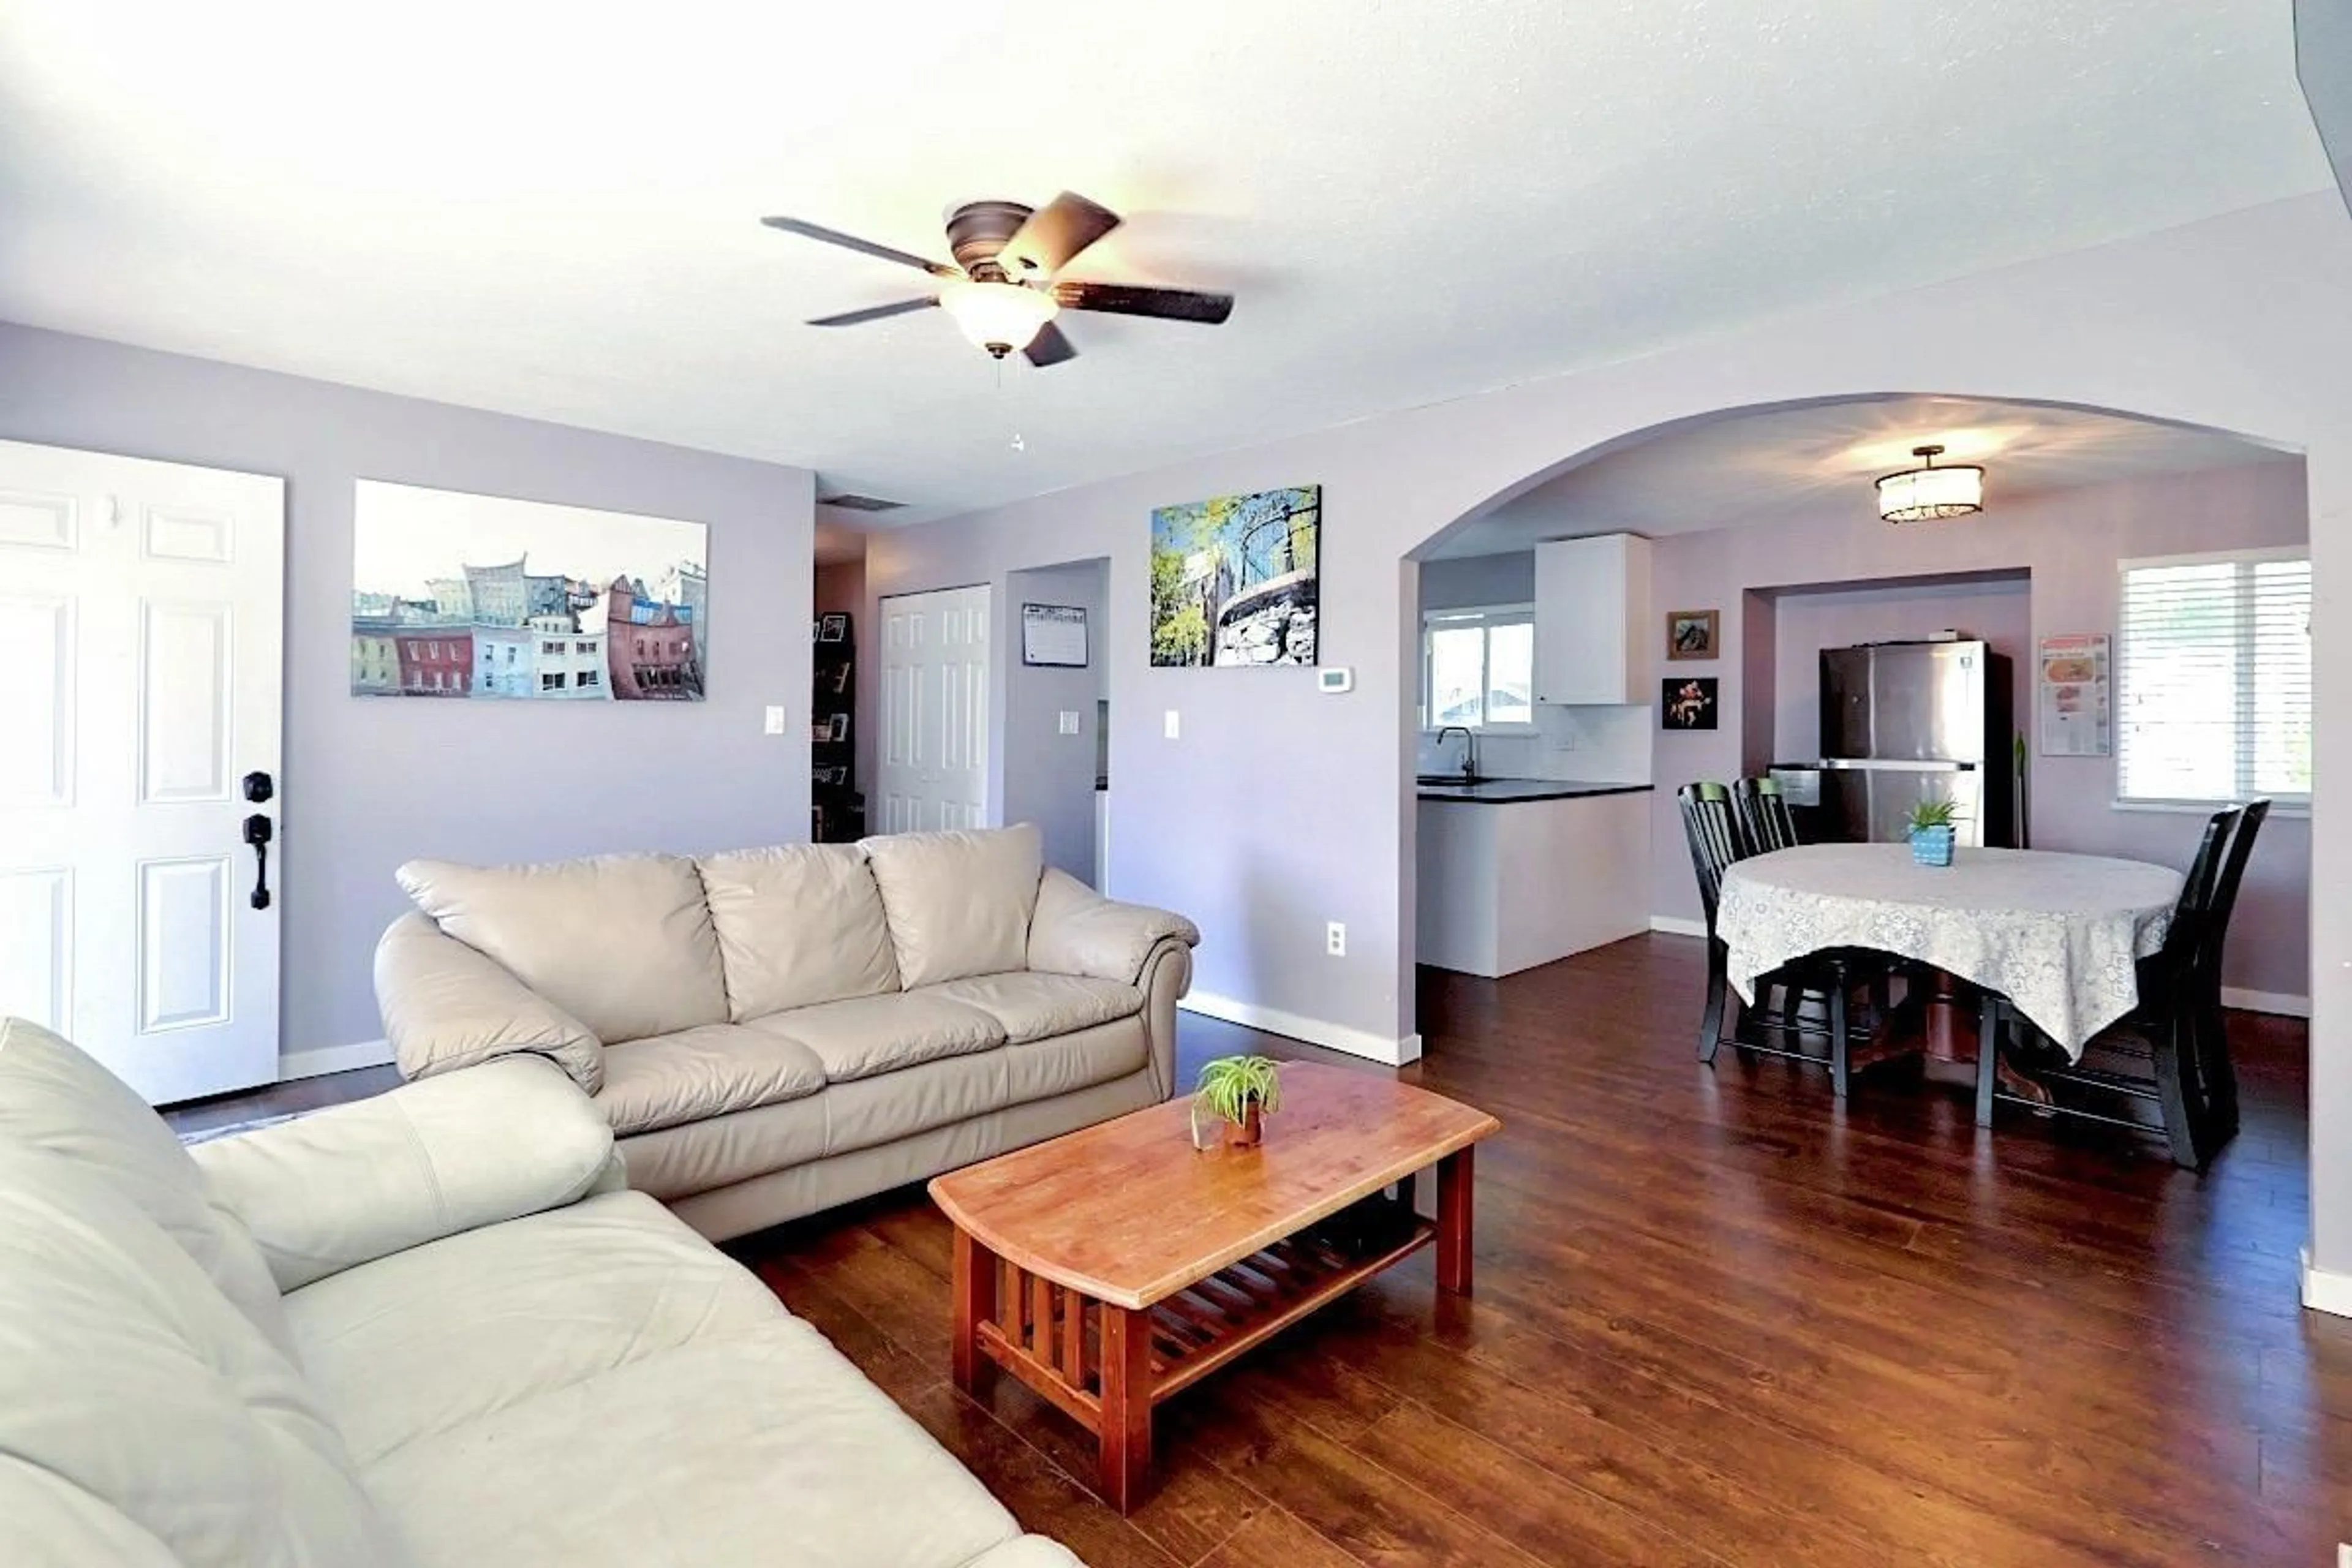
[940,280,1058,355]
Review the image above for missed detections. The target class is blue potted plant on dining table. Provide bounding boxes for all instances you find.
[1908,797,1960,867]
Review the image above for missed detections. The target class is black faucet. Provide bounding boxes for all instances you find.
[1433,725,1479,782]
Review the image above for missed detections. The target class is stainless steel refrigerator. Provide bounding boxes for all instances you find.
[1793,641,2016,847]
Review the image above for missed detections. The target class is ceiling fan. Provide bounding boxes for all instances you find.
[760,192,1233,367]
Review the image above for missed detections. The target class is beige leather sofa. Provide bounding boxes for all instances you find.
[0,1017,1084,1567]
[375,824,1199,1240]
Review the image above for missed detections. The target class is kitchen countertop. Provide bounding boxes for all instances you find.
[1415,778,1656,804]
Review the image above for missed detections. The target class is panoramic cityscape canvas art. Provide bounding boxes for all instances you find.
[351,481,708,701]
[1148,484,1321,667]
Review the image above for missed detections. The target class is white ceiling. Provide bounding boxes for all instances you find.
[1428,394,2292,557]
[0,2,2331,537]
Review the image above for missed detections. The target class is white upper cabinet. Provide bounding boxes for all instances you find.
[1533,533,1653,706]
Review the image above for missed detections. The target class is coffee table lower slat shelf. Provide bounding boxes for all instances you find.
[1147,1216,1435,1403]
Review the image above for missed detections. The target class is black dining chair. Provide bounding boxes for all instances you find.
[2190,797,2269,1141]
[1975,803,2247,1168]
[1680,781,1872,1098]
[1731,775,1800,856]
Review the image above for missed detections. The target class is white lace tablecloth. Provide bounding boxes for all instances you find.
[1715,844,2183,1058]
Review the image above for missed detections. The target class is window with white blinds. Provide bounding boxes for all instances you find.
[2115,547,2309,805]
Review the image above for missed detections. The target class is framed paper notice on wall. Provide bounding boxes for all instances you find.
[1022,603,1090,667]
[2037,633,2111,757]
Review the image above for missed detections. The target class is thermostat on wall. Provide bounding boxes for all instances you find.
[1317,667,1353,693]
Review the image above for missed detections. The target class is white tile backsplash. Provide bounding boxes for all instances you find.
[1416,703,1653,783]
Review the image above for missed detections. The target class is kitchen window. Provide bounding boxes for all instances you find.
[1421,605,1535,731]
[2116,547,2309,807]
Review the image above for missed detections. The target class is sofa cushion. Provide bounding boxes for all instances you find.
[860,824,1044,988]
[594,1025,829,1137]
[695,844,900,1020]
[397,852,728,1046]
[619,1016,1150,1202]
[283,1191,788,1466]
[749,991,1005,1084]
[303,1192,1031,1568]
[0,1140,393,1567]
[923,972,1145,1044]
[0,1017,294,1360]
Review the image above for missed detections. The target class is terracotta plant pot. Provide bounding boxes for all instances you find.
[1223,1102,1264,1148]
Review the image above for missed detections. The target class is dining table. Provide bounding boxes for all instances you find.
[1714,843,2184,1070]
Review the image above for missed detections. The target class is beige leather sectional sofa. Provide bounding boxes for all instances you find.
[0,1016,1084,1567]
[375,824,1199,1240]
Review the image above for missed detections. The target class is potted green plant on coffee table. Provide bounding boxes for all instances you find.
[1191,1055,1283,1148]
[1908,797,1960,867]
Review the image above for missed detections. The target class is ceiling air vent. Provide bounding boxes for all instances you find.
[820,492,906,513]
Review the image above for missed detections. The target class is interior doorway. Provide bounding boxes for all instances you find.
[1005,559,1109,888]
[876,583,991,833]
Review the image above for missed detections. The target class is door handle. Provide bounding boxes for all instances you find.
[243,813,273,910]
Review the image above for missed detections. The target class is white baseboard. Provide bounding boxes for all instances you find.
[1648,915,1707,938]
[2222,987,2310,1019]
[1180,992,1421,1066]
[2303,1248,2352,1318]
[278,1039,394,1082]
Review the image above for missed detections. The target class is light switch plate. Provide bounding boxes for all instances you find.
[1164,709,1181,740]
[1058,710,1081,736]
[763,706,786,736]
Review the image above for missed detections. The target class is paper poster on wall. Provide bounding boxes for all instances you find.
[1021,603,1090,667]
[2037,633,2111,756]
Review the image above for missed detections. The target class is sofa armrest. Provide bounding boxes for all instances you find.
[375,911,605,1091]
[1027,869,1200,986]
[187,1055,617,1292]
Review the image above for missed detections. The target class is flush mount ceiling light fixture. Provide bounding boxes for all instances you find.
[1877,443,1985,522]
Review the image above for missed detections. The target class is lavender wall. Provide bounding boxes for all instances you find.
[815,559,865,616]
[1647,460,2311,995]
[1419,551,1536,610]
[0,323,817,1065]
[1004,560,1109,885]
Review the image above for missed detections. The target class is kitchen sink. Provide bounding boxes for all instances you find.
[1416,774,1491,787]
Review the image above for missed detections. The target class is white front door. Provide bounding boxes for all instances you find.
[878,584,991,834]
[0,440,285,1104]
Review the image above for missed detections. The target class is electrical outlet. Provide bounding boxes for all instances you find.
[1164,709,1182,740]
[763,706,786,736]
[1058,710,1080,736]
[1325,921,1346,957]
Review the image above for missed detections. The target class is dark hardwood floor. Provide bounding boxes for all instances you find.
[173,935,2347,1564]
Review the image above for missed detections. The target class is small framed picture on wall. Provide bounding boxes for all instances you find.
[1662,676,1719,731]
[1665,609,1719,661]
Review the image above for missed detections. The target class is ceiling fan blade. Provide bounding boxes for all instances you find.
[805,298,938,327]
[1052,280,1233,324]
[1000,192,1122,276]
[761,216,959,278]
[1023,322,1079,367]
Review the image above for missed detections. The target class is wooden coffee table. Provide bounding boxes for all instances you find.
[927,1062,1500,1512]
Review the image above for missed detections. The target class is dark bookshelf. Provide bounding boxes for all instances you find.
[812,614,861,842]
